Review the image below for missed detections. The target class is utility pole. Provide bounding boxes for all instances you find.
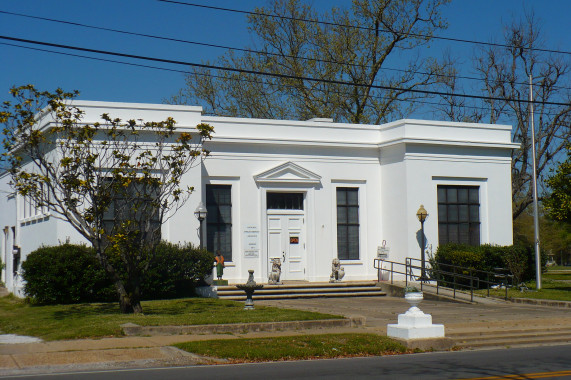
[529,75,542,290]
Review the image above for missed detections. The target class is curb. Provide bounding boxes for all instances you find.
[121,317,365,336]
[510,298,571,308]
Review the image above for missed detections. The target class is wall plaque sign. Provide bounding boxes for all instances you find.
[243,225,260,257]
[289,236,299,244]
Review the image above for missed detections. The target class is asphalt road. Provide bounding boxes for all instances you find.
[2,344,570,380]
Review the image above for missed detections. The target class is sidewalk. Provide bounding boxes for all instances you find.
[0,326,366,376]
[2,295,571,376]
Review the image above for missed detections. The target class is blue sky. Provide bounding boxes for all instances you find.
[1,0,570,114]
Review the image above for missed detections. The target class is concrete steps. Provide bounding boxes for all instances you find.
[217,281,386,300]
[449,326,571,349]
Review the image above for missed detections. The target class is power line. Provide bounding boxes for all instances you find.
[0,9,498,87]
[0,41,484,115]
[3,9,569,92]
[2,35,569,107]
[2,41,568,121]
[158,0,571,56]
[0,42,191,75]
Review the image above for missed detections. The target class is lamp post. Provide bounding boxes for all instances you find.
[194,201,208,249]
[416,204,428,282]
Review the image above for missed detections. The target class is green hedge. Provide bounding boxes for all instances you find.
[142,242,215,299]
[22,241,215,304]
[22,243,115,304]
[430,242,547,288]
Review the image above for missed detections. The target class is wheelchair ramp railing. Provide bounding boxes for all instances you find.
[374,258,514,301]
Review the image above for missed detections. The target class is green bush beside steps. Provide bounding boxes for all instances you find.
[22,242,214,305]
[430,240,547,288]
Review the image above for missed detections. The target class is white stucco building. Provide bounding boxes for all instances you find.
[0,101,518,296]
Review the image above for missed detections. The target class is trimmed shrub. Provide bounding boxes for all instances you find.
[22,244,115,304]
[430,241,547,289]
[22,241,215,304]
[142,242,215,300]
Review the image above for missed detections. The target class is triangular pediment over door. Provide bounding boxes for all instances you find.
[254,161,322,185]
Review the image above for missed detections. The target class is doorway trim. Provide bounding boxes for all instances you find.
[255,162,322,281]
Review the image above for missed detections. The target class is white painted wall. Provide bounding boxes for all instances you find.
[0,102,517,293]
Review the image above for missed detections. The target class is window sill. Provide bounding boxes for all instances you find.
[339,260,363,266]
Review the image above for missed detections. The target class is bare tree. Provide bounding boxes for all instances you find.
[168,0,452,124]
[479,15,571,219]
[438,13,571,220]
[435,50,483,123]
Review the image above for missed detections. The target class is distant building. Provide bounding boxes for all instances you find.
[0,101,518,296]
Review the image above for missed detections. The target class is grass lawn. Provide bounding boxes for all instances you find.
[547,265,571,271]
[175,334,410,362]
[0,296,342,341]
[476,271,571,302]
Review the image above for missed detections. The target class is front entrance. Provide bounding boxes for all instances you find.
[267,213,305,280]
[266,192,306,281]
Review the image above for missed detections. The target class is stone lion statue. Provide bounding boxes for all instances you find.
[268,258,282,285]
[330,258,345,282]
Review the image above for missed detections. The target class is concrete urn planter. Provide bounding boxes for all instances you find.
[404,292,423,309]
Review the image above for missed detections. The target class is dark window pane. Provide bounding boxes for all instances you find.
[347,206,359,224]
[347,226,359,260]
[448,224,458,242]
[447,188,458,203]
[437,187,446,203]
[219,206,231,223]
[438,224,448,245]
[337,225,348,242]
[469,188,479,204]
[470,224,480,246]
[438,204,447,222]
[337,225,348,260]
[346,189,358,205]
[458,188,468,203]
[459,223,470,245]
[470,205,479,222]
[336,188,347,205]
[337,206,347,224]
[459,205,469,222]
[448,205,458,222]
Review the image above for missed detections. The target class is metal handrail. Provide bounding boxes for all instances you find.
[374,257,513,301]
[374,258,479,301]
[406,257,514,299]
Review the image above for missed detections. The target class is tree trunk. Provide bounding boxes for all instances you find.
[114,279,143,314]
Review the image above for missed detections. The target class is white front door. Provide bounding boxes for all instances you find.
[267,212,305,281]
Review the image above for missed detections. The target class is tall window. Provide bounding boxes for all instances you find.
[101,180,161,245]
[206,185,232,261]
[337,187,359,260]
[437,185,480,246]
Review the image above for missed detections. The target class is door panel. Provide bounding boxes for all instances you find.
[267,216,283,262]
[267,213,305,280]
[286,215,304,278]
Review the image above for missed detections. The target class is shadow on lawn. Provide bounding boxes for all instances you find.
[50,303,119,319]
[547,286,571,292]
[47,298,244,319]
[141,299,240,315]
